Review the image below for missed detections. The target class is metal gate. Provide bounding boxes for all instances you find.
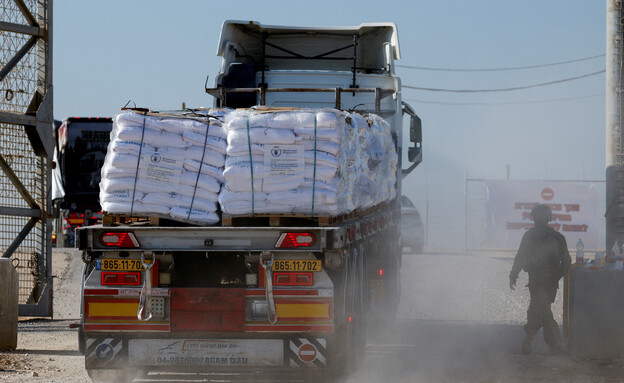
[0,0,53,316]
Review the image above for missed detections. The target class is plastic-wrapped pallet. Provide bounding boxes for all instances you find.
[99,109,229,225]
[219,107,397,216]
[351,112,398,210]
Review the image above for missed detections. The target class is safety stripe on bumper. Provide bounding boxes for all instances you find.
[286,337,327,367]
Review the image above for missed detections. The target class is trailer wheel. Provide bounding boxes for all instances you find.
[345,246,367,374]
[304,368,344,383]
[87,369,134,383]
[77,327,85,355]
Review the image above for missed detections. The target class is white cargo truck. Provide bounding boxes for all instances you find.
[77,20,422,383]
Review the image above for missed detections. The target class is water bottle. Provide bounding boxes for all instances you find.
[594,251,604,268]
[575,239,584,263]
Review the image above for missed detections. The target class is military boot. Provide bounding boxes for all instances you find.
[521,332,535,354]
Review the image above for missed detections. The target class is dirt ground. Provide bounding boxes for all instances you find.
[1,249,624,383]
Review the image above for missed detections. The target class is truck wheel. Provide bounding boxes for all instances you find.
[343,246,366,375]
[304,368,343,383]
[87,368,134,383]
[78,328,85,355]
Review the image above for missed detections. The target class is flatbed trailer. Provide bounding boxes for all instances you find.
[77,20,421,383]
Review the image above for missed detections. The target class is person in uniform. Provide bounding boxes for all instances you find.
[509,204,571,354]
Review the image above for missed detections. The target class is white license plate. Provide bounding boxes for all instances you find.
[128,339,283,367]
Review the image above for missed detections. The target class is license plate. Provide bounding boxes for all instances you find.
[128,339,284,367]
[101,258,149,271]
[272,259,322,272]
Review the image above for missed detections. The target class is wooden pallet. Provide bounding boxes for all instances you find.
[222,213,323,227]
[102,214,161,227]
[221,211,360,227]
[101,203,391,228]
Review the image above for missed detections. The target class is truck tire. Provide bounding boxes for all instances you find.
[78,327,85,355]
[344,246,367,375]
[87,368,135,383]
[304,368,344,383]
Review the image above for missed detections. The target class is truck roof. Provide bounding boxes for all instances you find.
[217,20,400,72]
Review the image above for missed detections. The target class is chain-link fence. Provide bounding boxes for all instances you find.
[1,0,51,309]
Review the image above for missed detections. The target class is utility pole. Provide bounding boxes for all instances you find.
[606,0,624,252]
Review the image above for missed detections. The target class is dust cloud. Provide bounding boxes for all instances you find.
[345,251,584,383]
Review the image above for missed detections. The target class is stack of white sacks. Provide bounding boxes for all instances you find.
[99,107,397,224]
[219,108,397,216]
[99,110,228,224]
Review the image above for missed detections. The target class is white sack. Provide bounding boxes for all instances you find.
[169,207,219,224]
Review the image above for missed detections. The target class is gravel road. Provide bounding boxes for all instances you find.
[0,249,89,382]
[1,249,623,383]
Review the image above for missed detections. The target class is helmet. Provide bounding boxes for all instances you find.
[531,204,552,222]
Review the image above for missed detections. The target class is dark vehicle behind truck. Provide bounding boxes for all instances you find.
[53,117,112,246]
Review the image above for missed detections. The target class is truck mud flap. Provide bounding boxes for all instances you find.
[286,337,327,367]
[85,337,127,369]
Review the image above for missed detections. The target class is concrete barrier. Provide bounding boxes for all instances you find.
[0,258,18,350]
[569,267,624,358]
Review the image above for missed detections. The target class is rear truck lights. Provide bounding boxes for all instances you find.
[101,271,141,285]
[100,232,140,248]
[273,272,313,286]
[379,268,384,276]
[275,232,315,248]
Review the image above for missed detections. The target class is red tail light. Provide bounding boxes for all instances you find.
[273,272,313,286]
[379,268,384,276]
[275,232,316,248]
[101,271,141,285]
[100,232,140,248]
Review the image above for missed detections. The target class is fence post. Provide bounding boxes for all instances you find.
[0,258,18,350]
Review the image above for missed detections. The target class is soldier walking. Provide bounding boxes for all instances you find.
[509,204,571,354]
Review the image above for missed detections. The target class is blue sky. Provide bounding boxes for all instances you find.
[53,1,606,247]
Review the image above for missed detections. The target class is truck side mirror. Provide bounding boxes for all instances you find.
[402,102,422,177]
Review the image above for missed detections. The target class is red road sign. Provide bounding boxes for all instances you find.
[541,187,554,201]
[298,343,317,362]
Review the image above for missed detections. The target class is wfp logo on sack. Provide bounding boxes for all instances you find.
[271,147,282,158]
[150,153,162,163]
